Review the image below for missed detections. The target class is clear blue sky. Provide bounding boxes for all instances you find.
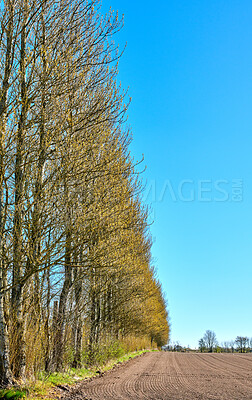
[101,0,252,348]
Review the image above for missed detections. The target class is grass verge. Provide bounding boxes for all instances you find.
[0,349,155,400]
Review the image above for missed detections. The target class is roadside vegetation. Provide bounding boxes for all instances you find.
[0,350,151,400]
[0,0,169,389]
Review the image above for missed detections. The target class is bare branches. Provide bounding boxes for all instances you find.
[0,0,169,383]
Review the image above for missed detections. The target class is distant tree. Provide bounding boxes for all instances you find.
[230,340,235,353]
[203,330,217,352]
[198,338,206,352]
[235,336,249,353]
[221,341,234,353]
[174,343,183,352]
[222,342,229,353]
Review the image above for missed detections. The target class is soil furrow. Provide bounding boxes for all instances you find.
[63,352,252,400]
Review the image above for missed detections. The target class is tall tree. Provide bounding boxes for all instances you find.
[235,336,249,353]
[203,330,217,353]
[0,0,170,383]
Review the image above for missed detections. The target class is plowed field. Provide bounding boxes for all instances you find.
[64,352,252,399]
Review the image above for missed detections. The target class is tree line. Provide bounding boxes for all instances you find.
[0,0,169,386]
[198,331,252,353]
[163,332,252,353]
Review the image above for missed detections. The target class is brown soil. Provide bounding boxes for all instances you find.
[63,352,252,399]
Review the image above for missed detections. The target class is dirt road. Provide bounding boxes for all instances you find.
[64,352,252,400]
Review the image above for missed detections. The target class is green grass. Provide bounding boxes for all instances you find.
[0,390,26,400]
[42,367,93,386]
[101,349,147,372]
[5,349,153,400]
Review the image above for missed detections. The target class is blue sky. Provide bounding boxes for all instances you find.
[101,0,252,348]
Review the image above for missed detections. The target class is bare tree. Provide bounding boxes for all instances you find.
[203,330,217,353]
[235,336,249,353]
[198,338,205,352]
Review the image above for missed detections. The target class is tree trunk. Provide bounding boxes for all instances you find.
[0,266,12,386]
[28,5,47,322]
[44,267,51,372]
[11,1,28,379]
[53,190,72,370]
[0,1,14,384]
[72,265,82,369]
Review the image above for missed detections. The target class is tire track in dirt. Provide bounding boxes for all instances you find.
[174,353,207,396]
[195,353,252,379]
[211,353,252,374]
[193,353,252,398]
[170,353,201,398]
[173,353,252,399]
[63,352,252,400]
[210,354,252,389]
[171,353,228,399]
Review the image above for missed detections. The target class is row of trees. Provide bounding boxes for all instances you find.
[199,331,252,353]
[0,0,169,386]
